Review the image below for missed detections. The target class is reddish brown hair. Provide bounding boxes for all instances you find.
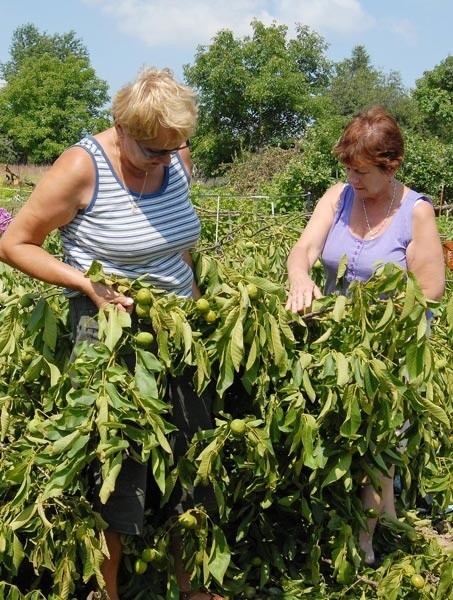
[333,106,404,172]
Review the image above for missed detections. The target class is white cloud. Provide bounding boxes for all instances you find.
[83,0,377,48]
[385,17,418,46]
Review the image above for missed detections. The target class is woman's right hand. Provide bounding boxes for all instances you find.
[286,275,322,313]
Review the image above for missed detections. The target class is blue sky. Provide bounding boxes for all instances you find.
[1,0,451,101]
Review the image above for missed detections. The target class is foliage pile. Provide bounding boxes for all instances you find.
[0,220,452,599]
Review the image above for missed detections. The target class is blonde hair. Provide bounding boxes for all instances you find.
[333,106,404,172]
[112,67,198,142]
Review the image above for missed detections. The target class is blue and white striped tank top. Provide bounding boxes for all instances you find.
[59,136,201,297]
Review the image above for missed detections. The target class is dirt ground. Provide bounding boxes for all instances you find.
[417,518,453,553]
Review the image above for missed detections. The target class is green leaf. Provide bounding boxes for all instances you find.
[99,452,123,504]
[85,259,107,282]
[208,524,230,584]
[10,504,37,530]
[51,430,82,455]
[268,313,287,372]
[311,327,332,345]
[25,297,46,335]
[302,369,316,402]
[335,351,349,386]
[418,395,450,426]
[375,298,395,331]
[400,276,416,320]
[98,306,131,351]
[332,295,347,322]
[12,533,24,570]
[135,363,159,399]
[151,447,167,494]
[195,437,220,486]
[321,453,352,488]
[340,388,361,438]
[43,301,58,350]
[230,315,244,371]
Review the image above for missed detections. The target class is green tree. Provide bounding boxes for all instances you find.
[184,20,331,177]
[328,45,416,126]
[0,24,110,164]
[400,130,453,204]
[412,55,453,143]
[266,113,344,211]
[0,23,89,80]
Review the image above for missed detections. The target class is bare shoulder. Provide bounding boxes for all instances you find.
[314,182,345,214]
[178,145,192,179]
[412,197,436,218]
[33,146,96,211]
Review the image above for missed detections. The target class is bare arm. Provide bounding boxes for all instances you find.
[179,142,192,182]
[286,183,342,312]
[406,201,445,301]
[0,148,133,311]
[179,143,200,299]
[182,249,201,299]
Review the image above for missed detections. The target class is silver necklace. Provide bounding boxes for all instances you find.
[116,139,148,213]
[128,171,148,214]
[361,179,397,239]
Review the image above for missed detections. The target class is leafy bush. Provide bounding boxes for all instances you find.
[400,133,453,204]
[0,221,451,599]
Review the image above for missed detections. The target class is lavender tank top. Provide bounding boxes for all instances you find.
[321,184,431,294]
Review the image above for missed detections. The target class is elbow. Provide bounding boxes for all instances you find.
[0,238,16,267]
[0,240,7,264]
[425,279,445,303]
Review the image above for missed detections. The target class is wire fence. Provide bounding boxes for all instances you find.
[192,192,313,244]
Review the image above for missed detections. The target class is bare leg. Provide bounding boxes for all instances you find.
[100,529,122,600]
[359,466,396,565]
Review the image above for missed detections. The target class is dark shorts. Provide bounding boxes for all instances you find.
[69,296,216,535]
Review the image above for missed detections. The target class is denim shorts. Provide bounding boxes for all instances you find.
[69,295,216,535]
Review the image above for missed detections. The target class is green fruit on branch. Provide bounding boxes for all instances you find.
[19,293,34,308]
[178,511,199,530]
[410,574,425,589]
[336,561,355,585]
[365,508,379,518]
[204,310,218,324]
[135,331,154,347]
[135,287,153,305]
[135,303,150,319]
[141,547,159,563]
[21,350,35,365]
[230,418,247,438]
[196,298,210,313]
[246,283,260,300]
[134,558,148,574]
[406,530,418,542]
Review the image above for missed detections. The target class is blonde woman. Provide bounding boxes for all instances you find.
[0,67,223,600]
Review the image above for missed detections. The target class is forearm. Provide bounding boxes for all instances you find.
[287,245,318,282]
[286,245,323,312]
[0,244,133,310]
[1,243,89,292]
[182,249,201,299]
